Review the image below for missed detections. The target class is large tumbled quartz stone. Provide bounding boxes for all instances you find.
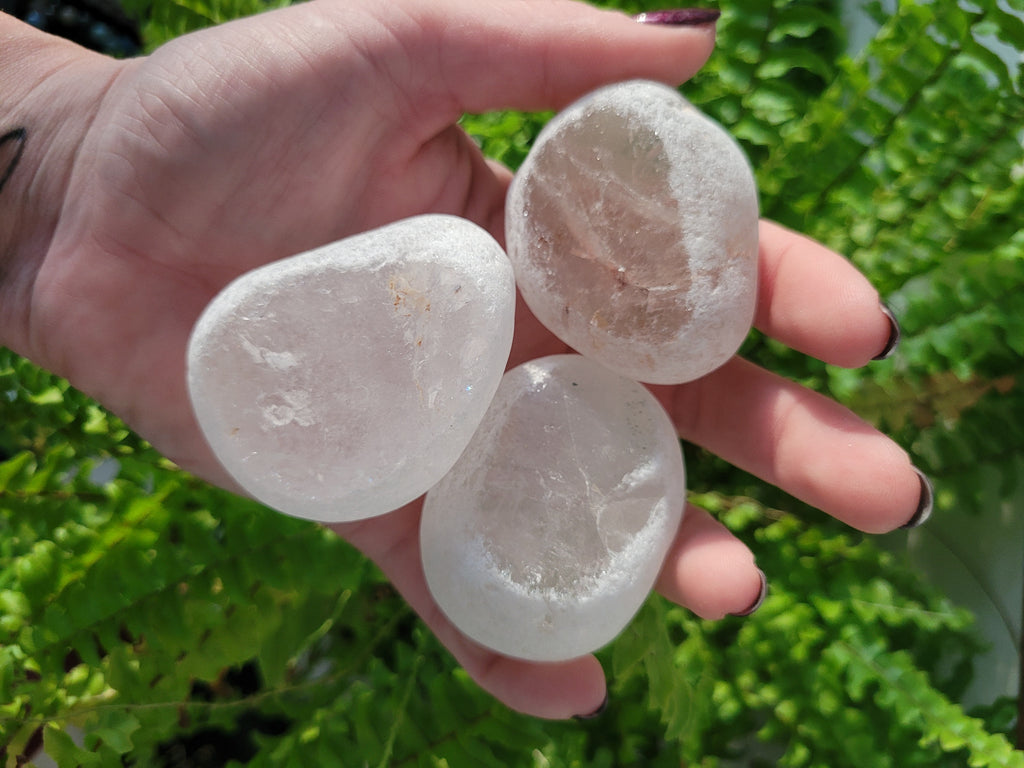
[506,80,759,385]
[187,215,515,523]
[421,354,685,662]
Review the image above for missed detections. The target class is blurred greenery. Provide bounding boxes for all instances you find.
[3,0,1023,765]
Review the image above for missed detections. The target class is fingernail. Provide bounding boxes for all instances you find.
[730,568,767,617]
[634,7,722,26]
[900,468,934,529]
[574,692,609,720]
[872,303,901,361]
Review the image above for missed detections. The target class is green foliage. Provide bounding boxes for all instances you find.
[118,0,289,49]
[3,0,1023,764]
[688,0,846,166]
[460,111,552,175]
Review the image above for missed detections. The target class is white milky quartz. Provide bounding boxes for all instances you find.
[187,215,516,523]
[506,80,760,385]
[421,355,685,662]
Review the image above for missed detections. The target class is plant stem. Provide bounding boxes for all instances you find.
[1017,556,1023,750]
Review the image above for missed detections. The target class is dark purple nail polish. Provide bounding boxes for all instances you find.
[872,303,901,361]
[900,468,933,529]
[634,7,721,26]
[730,568,767,617]
[574,692,609,720]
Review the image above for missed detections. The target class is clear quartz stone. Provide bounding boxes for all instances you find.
[506,80,760,385]
[187,215,515,523]
[421,354,685,662]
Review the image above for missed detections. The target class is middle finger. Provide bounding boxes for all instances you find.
[651,357,924,534]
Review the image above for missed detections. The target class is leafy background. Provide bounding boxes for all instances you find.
[2,0,1023,765]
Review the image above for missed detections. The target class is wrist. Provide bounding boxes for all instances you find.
[0,13,122,357]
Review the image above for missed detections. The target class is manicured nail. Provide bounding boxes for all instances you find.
[634,7,722,26]
[872,303,901,361]
[730,568,767,617]
[574,692,609,720]
[900,468,934,529]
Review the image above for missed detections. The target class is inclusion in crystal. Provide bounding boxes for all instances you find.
[187,215,515,523]
[420,354,685,662]
[505,80,760,385]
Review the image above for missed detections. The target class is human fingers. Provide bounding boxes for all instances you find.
[656,504,765,620]
[654,358,929,534]
[754,220,898,368]
[332,505,607,721]
[446,0,717,113]
[344,0,717,117]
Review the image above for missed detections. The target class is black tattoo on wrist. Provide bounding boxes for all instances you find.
[0,128,27,196]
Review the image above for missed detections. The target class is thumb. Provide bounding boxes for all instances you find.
[336,0,718,115]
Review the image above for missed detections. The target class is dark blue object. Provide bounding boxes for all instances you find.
[12,0,141,56]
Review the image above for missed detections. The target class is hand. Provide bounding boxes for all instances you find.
[0,0,925,720]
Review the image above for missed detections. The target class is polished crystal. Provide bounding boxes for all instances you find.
[421,355,685,662]
[506,80,759,385]
[187,215,515,522]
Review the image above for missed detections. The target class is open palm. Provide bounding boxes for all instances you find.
[7,0,924,718]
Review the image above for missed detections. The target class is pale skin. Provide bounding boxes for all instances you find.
[1,0,924,720]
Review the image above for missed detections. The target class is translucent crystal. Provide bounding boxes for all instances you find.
[506,80,759,385]
[421,355,685,662]
[187,215,515,523]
